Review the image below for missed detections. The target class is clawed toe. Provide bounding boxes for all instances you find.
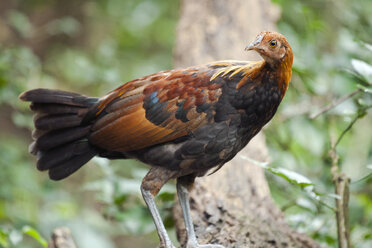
[197,245,225,248]
[159,243,176,248]
[186,242,225,248]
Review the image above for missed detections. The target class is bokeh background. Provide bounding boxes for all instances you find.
[0,0,371,247]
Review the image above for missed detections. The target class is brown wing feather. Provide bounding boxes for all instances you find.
[89,61,262,152]
[91,107,180,151]
[88,65,220,151]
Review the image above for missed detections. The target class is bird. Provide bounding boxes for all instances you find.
[19,31,293,248]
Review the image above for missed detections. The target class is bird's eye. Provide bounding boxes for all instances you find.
[269,40,277,48]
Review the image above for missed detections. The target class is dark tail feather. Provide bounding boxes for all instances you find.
[36,126,91,151]
[20,88,99,180]
[19,88,97,106]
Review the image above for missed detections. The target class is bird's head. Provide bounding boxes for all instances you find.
[245,31,293,68]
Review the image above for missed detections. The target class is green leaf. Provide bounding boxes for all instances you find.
[352,164,372,184]
[268,167,314,188]
[0,228,9,248]
[365,43,372,52]
[7,10,33,38]
[21,226,47,247]
[327,193,341,200]
[240,155,314,188]
[356,84,372,94]
[351,59,372,83]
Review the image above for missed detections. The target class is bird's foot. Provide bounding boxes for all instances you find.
[157,238,176,248]
[189,245,225,248]
[158,242,176,248]
[186,241,225,248]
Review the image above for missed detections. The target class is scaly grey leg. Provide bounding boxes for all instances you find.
[141,186,176,248]
[177,179,225,248]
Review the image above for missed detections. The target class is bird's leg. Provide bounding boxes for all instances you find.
[141,167,176,248]
[141,187,175,248]
[177,176,225,248]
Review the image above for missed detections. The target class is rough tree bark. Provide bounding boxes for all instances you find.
[172,1,321,247]
[48,228,77,248]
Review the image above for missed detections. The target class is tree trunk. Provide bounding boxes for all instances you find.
[48,228,77,248]
[172,1,320,247]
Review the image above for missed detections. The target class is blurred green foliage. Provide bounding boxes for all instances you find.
[0,0,178,247]
[269,0,372,247]
[0,0,371,247]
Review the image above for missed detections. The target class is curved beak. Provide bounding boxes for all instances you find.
[245,33,264,51]
[244,43,256,51]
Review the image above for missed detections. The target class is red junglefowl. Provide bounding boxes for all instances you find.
[20,31,293,248]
